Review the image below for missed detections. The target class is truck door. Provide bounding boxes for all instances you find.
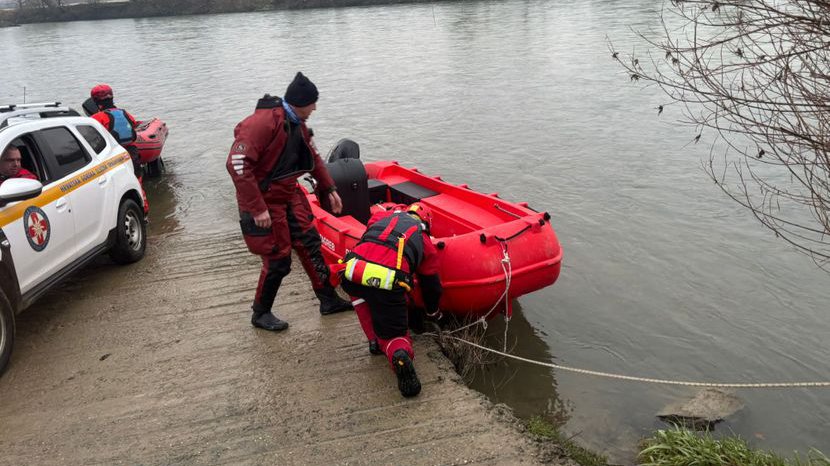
[0,132,79,295]
[68,124,114,255]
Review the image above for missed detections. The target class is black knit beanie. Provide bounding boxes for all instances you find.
[284,72,319,107]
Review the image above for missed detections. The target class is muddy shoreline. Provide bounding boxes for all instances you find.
[0,228,569,465]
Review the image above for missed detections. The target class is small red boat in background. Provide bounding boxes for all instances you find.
[304,141,562,320]
[134,118,168,177]
[82,98,168,177]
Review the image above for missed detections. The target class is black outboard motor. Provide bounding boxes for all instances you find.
[318,139,371,224]
[81,97,98,117]
[327,138,360,163]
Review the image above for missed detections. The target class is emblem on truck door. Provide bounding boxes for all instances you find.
[24,206,50,252]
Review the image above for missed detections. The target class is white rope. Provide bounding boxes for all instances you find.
[448,241,512,335]
[434,334,830,389]
[502,314,511,353]
[433,235,830,388]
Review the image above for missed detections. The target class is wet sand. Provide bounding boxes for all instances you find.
[0,230,563,465]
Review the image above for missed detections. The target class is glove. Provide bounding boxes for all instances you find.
[408,307,426,334]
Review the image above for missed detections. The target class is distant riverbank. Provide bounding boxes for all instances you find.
[0,0,449,27]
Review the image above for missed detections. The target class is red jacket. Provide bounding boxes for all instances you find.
[351,208,443,312]
[0,168,37,186]
[352,209,441,276]
[226,97,335,216]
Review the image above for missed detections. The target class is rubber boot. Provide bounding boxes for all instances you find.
[251,303,289,331]
[315,287,353,315]
[392,349,421,397]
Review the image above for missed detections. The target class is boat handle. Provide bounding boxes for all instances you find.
[494,203,522,218]
[482,224,533,245]
[318,217,361,241]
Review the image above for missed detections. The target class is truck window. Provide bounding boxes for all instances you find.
[76,125,107,154]
[35,127,91,180]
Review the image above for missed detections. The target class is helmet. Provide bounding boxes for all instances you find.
[90,84,113,101]
[406,202,433,227]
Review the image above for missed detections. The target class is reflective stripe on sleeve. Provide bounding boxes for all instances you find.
[230,153,245,175]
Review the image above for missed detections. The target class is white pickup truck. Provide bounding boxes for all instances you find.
[0,102,148,375]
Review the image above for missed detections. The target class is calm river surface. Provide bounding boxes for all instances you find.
[2,0,828,461]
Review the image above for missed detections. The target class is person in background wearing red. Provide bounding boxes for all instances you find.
[89,84,149,214]
[89,84,141,177]
[340,202,443,398]
[0,146,37,186]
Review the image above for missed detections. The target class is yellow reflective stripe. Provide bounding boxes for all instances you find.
[345,257,404,291]
[0,151,131,229]
[344,257,358,281]
[396,236,405,270]
[361,262,384,287]
[361,262,395,291]
[384,268,395,290]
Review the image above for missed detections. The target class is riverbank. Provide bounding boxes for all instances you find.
[0,0,451,26]
[0,227,568,465]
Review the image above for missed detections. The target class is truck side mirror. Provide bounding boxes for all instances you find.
[0,178,43,207]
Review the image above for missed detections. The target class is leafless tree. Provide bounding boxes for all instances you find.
[611,0,830,269]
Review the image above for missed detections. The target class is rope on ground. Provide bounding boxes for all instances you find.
[432,334,830,389]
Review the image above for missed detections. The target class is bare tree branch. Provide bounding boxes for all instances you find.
[610,0,830,270]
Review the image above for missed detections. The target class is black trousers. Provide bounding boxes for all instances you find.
[341,280,408,340]
[126,145,143,178]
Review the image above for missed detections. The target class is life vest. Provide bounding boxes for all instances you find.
[105,109,136,144]
[254,95,315,192]
[343,212,426,291]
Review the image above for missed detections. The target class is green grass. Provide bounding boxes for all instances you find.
[640,428,830,466]
[527,416,608,466]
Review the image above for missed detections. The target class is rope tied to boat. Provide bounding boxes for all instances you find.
[428,334,830,389]
[432,219,829,389]
[448,239,512,336]
[435,234,830,388]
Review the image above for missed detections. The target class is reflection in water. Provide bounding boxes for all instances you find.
[143,163,184,236]
[467,301,570,427]
[466,301,640,462]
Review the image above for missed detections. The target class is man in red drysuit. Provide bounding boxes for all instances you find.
[227,72,352,332]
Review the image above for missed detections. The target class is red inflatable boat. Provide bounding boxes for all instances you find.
[134,118,168,164]
[81,98,168,177]
[304,155,562,320]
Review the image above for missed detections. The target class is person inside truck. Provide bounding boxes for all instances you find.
[0,145,38,187]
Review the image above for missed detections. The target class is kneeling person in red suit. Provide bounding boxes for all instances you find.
[340,203,443,397]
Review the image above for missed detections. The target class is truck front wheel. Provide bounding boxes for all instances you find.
[110,198,147,264]
[0,290,15,377]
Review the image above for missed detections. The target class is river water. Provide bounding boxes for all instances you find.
[2,0,828,462]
